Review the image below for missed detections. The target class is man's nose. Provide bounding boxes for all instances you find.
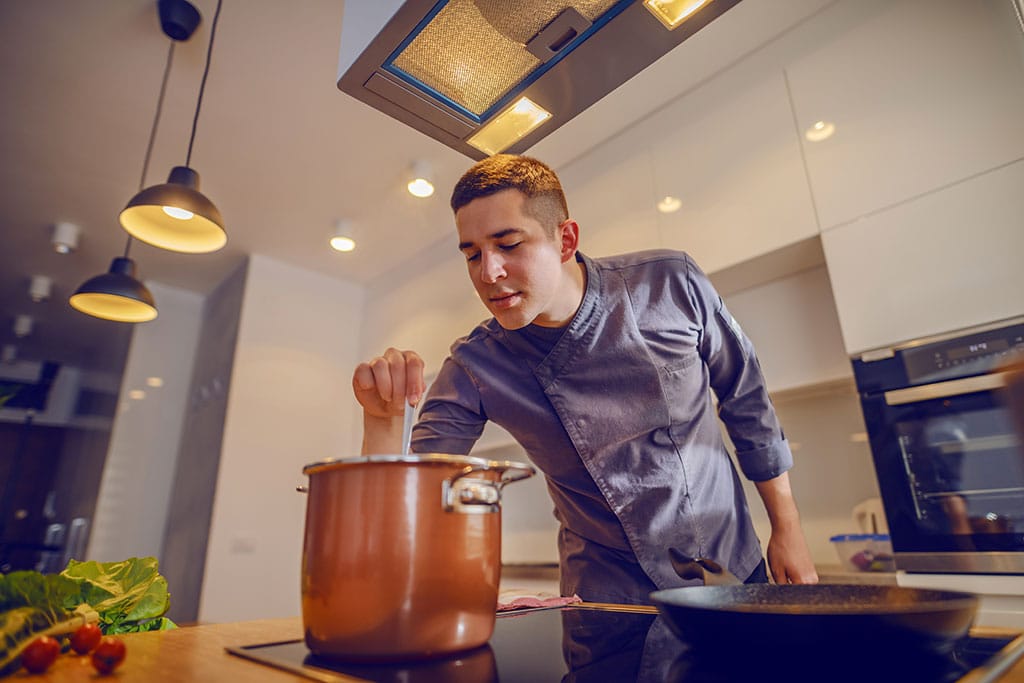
[479,251,506,283]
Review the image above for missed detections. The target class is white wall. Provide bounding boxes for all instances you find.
[86,282,203,562]
[198,254,365,623]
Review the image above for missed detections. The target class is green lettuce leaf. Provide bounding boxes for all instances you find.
[0,572,97,675]
[0,557,176,675]
[61,557,173,629]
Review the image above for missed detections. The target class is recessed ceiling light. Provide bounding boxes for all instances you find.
[13,315,33,338]
[804,120,836,142]
[407,160,434,198]
[330,219,357,252]
[52,222,80,254]
[657,196,682,213]
[128,389,146,400]
[29,275,53,303]
[146,377,164,388]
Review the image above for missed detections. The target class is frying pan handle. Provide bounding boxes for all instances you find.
[668,547,742,586]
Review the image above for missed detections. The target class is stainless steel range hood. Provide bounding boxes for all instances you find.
[337,0,742,159]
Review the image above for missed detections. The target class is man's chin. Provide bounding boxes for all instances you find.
[491,310,532,330]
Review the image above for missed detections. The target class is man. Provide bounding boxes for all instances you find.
[353,154,818,603]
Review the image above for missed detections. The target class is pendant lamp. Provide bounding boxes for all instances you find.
[69,246,158,323]
[119,0,226,253]
[69,18,184,323]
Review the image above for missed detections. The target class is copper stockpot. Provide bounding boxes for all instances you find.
[300,454,535,661]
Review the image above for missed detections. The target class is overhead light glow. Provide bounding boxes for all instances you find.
[804,120,836,142]
[162,205,195,220]
[406,160,435,198]
[467,97,552,156]
[330,235,356,252]
[657,196,682,213]
[643,0,711,30]
[146,376,164,388]
[128,389,146,400]
[407,178,434,198]
[330,219,357,252]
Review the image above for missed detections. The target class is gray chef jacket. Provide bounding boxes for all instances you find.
[410,249,793,603]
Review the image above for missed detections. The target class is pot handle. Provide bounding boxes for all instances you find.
[442,461,535,514]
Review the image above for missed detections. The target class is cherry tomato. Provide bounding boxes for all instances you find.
[91,636,126,675]
[70,623,103,654]
[21,635,60,673]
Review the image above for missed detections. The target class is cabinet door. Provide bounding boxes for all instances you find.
[646,66,818,272]
[822,160,1024,354]
[786,0,1024,230]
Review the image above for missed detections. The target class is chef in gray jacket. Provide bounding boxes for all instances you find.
[353,154,818,603]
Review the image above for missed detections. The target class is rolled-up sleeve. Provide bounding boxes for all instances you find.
[686,254,793,482]
[410,357,486,455]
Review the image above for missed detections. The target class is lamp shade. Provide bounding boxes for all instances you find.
[70,257,158,323]
[119,166,226,253]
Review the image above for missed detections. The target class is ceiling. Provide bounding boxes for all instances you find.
[0,0,832,376]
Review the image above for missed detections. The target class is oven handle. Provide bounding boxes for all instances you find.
[884,372,1009,405]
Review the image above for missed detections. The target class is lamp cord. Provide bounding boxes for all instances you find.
[185,0,223,167]
[125,35,178,261]
[141,40,175,192]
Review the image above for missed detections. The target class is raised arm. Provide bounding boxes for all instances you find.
[351,347,426,455]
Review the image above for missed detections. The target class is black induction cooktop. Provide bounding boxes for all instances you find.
[226,606,1024,682]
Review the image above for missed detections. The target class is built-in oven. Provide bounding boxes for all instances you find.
[852,316,1024,575]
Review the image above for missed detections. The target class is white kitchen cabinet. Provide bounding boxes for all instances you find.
[558,132,662,258]
[822,159,1024,354]
[643,63,818,273]
[785,0,1024,231]
[723,265,852,393]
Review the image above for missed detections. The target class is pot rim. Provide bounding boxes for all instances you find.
[302,453,534,477]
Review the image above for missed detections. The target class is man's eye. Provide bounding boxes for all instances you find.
[465,252,480,262]
[499,242,522,251]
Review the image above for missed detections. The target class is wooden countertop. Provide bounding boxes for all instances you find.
[19,612,1024,682]
[11,617,308,682]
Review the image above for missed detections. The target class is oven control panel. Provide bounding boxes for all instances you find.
[902,323,1024,384]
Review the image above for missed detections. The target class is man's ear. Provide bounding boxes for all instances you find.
[558,219,580,263]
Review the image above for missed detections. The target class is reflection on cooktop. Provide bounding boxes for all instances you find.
[227,607,1016,683]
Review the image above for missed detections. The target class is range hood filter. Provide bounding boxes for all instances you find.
[338,0,741,159]
[390,0,620,117]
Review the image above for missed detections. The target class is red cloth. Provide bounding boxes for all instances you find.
[496,594,581,612]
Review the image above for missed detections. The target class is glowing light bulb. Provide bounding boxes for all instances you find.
[657,196,682,213]
[330,236,356,252]
[162,206,195,220]
[407,178,434,198]
[804,120,836,142]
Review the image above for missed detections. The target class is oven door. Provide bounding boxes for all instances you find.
[860,372,1024,573]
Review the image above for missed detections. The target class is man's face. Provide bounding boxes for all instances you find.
[456,189,576,330]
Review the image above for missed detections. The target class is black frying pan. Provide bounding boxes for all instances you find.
[650,549,979,658]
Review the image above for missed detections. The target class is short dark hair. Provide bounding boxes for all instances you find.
[450,154,569,235]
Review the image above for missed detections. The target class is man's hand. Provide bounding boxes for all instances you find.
[352,348,426,454]
[754,473,819,585]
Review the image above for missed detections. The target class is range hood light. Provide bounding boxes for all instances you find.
[643,0,712,30]
[467,97,552,156]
